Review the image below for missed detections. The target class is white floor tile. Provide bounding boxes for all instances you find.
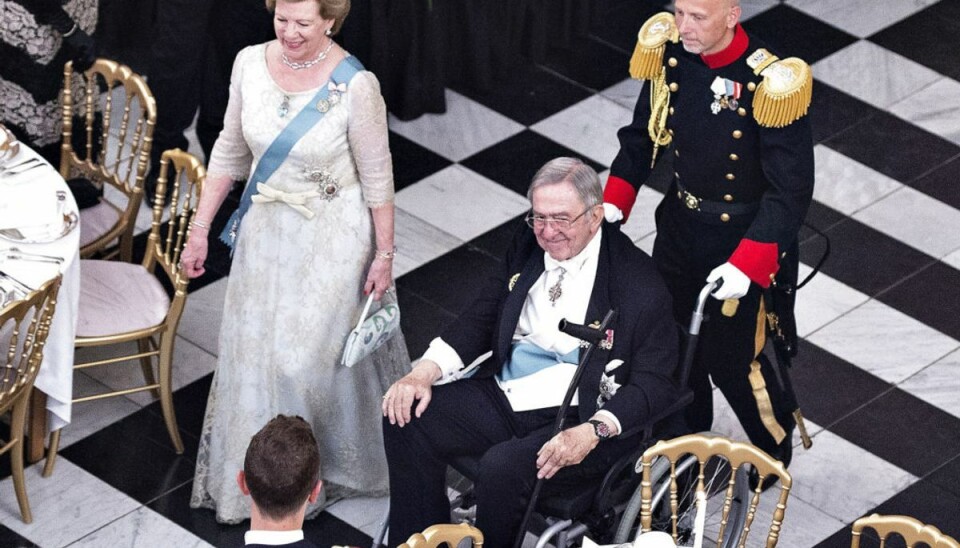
[325,496,389,539]
[889,77,960,146]
[599,78,643,111]
[787,430,916,523]
[68,506,213,548]
[387,89,524,162]
[812,145,902,216]
[751,489,847,548]
[61,371,144,449]
[531,95,633,167]
[853,186,960,259]
[787,0,938,37]
[739,0,780,21]
[177,278,229,356]
[943,249,960,272]
[395,165,529,242]
[899,348,960,421]
[793,263,870,338]
[394,208,464,278]
[807,300,960,384]
[619,187,663,245]
[813,40,942,109]
[0,459,141,547]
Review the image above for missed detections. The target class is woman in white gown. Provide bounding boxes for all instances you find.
[180,0,409,524]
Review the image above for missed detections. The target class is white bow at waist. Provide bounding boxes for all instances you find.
[251,182,319,219]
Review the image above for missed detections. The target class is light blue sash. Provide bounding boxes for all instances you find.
[220,55,365,249]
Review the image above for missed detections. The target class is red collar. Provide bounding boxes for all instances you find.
[700,24,749,69]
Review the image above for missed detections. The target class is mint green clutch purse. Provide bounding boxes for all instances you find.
[340,292,401,368]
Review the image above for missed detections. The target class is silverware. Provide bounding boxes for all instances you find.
[1,157,40,171]
[0,246,64,264]
[0,269,33,293]
[0,161,45,180]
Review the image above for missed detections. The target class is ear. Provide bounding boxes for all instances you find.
[237,471,250,496]
[727,4,741,28]
[307,480,323,504]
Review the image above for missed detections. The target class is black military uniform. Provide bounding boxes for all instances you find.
[604,13,814,460]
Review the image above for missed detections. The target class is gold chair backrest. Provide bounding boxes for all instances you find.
[639,433,792,548]
[851,514,960,548]
[0,277,62,416]
[146,148,205,289]
[60,58,157,261]
[399,523,485,548]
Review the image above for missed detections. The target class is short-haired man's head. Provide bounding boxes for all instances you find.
[526,157,602,208]
[244,415,321,520]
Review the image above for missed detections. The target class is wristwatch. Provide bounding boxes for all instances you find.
[588,419,613,441]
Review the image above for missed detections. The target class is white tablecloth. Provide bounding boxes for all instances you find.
[0,145,80,432]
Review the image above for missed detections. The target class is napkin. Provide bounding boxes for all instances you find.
[0,183,62,233]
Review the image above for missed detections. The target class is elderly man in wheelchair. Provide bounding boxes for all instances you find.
[380,157,686,548]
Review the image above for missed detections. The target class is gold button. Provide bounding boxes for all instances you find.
[677,191,682,199]
[732,130,742,139]
[674,172,680,179]
[737,107,746,116]
[669,107,675,115]
[674,149,680,157]
[720,213,730,222]
[723,194,733,202]
[669,82,679,92]
[668,57,678,67]
[729,153,739,161]
[668,128,674,136]
[726,173,735,181]
[747,82,756,92]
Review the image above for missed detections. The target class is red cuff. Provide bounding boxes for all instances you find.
[604,175,638,223]
[728,239,780,287]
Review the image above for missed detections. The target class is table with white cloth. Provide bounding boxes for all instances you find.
[0,141,81,462]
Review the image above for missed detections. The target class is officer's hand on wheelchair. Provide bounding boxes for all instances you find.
[707,262,751,300]
[382,360,441,427]
[535,424,598,479]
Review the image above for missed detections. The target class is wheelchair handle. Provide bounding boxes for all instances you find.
[689,280,720,337]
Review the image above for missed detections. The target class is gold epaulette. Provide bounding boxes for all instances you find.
[746,48,812,128]
[629,12,679,80]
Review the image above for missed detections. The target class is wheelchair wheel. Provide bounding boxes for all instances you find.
[612,451,750,547]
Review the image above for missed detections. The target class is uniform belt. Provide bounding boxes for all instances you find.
[674,181,760,217]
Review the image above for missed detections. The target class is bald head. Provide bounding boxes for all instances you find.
[674,0,741,55]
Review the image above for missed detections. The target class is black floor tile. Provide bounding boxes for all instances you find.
[395,286,458,359]
[927,453,960,500]
[869,3,960,81]
[542,35,632,92]
[872,478,960,539]
[149,482,371,548]
[586,0,662,55]
[823,111,960,185]
[388,132,453,192]
[910,156,960,210]
[828,387,960,478]
[462,130,607,196]
[790,340,892,430]
[467,215,525,262]
[450,62,592,126]
[800,216,934,297]
[395,243,501,317]
[0,523,39,548]
[166,373,214,441]
[809,81,882,144]
[60,406,197,504]
[742,4,858,64]
[877,261,960,341]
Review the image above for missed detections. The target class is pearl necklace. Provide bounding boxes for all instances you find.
[281,39,335,70]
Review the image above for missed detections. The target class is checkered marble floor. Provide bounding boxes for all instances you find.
[3,1,960,546]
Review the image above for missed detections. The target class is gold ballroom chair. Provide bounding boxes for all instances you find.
[0,277,62,523]
[637,433,793,548]
[851,513,960,548]
[44,149,204,475]
[60,58,156,262]
[399,523,485,548]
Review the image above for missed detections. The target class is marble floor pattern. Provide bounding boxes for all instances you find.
[3,0,960,546]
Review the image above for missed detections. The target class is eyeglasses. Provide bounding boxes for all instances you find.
[525,206,595,230]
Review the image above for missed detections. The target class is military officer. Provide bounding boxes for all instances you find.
[603,0,815,464]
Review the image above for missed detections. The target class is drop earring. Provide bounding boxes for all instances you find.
[325,28,332,36]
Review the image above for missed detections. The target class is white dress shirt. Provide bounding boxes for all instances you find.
[245,529,305,545]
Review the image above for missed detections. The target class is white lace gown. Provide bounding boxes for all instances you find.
[190,43,410,524]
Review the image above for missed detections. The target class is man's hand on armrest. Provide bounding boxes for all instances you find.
[381,360,442,427]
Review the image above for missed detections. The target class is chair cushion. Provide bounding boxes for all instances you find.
[76,260,170,338]
[79,201,121,247]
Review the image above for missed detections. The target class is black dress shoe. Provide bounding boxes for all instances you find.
[748,438,793,491]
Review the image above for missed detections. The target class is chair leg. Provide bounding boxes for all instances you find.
[158,336,184,454]
[10,398,33,523]
[119,232,134,263]
[137,338,160,398]
[42,429,62,478]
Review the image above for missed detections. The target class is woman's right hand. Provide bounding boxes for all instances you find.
[180,230,209,278]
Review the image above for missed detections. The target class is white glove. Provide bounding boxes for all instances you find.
[706,262,751,300]
[603,203,623,223]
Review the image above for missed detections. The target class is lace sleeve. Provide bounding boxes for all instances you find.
[206,47,254,181]
[348,71,394,208]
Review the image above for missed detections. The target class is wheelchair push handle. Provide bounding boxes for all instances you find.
[689,280,721,336]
